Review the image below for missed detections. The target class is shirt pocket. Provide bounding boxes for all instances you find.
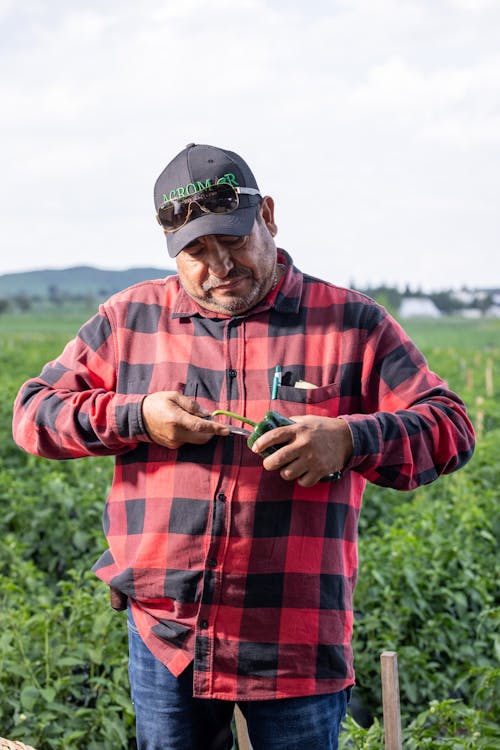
[182,377,223,414]
[273,382,342,419]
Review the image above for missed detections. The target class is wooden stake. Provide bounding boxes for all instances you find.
[234,705,252,750]
[475,395,484,440]
[485,358,494,398]
[381,651,402,750]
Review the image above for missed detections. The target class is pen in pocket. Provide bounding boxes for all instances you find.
[271,365,282,400]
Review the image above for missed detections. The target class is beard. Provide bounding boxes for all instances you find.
[186,268,273,315]
[201,267,251,292]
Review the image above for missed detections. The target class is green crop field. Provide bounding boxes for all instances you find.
[1,308,499,749]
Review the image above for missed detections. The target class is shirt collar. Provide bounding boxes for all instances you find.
[171,249,303,319]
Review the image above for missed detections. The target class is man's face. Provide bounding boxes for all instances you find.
[175,197,278,316]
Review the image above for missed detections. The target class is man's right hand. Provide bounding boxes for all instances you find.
[141,391,230,449]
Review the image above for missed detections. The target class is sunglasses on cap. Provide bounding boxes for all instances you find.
[156,183,261,233]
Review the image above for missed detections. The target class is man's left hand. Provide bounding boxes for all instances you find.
[250,415,353,487]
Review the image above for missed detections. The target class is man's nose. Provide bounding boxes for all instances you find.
[203,237,234,277]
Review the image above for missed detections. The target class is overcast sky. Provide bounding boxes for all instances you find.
[1,0,499,291]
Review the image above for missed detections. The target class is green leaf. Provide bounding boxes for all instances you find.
[20,685,39,712]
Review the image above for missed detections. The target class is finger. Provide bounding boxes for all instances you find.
[296,471,322,488]
[159,421,229,449]
[279,459,305,482]
[182,413,230,437]
[260,440,299,471]
[274,453,323,486]
[170,392,212,418]
[251,425,296,455]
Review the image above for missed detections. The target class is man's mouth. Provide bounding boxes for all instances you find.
[203,273,250,292]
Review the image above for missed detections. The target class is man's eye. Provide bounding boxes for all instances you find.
[184,243,204,257]
[218,235,247,248]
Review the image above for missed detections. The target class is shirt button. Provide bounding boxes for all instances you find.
[208,558,217,568]
[228,368,237,378]
[200,620,208,629]
[217,493,226,502]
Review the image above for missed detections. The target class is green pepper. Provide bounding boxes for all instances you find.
[245,410,295,457]
[211,409,341,482]
[211,409,292,456]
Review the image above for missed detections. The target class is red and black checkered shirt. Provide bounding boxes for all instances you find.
[13,250,475,700]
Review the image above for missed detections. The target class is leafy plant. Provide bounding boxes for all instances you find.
[352,429,500,729]
[1,313,499,748]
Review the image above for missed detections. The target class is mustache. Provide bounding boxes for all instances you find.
[202,268,250,292]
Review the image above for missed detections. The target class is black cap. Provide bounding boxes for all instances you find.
[154,143,261,258]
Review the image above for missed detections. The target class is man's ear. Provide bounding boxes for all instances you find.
[260,196,278,237]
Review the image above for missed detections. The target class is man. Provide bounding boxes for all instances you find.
[12,143,475,750]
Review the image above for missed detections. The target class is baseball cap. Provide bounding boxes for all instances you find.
[154,143,261,258]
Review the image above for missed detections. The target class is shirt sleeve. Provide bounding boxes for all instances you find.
[341,311,476,490]
[12,306,150,459]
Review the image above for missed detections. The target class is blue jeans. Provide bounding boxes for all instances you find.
[127,608,349,750]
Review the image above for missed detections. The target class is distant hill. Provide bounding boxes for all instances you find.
[0,266,175,299]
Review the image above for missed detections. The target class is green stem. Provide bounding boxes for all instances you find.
[14,629,42,690]
[211,409,258,428]
[44,619,50,686]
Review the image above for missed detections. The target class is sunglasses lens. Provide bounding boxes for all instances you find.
[200,184,238,213]
[157,201,190,230]
[157,184,239,231]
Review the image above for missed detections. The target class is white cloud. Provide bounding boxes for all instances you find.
[421,116,500,146]
[0,83,97,126]
[1,0,499,289]
[342,52,500,148]
[447,0,498,10]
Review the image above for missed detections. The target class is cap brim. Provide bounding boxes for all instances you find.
[165,205,258,258]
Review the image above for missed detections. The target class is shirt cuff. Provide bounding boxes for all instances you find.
[113,396,154,443]
[340,413,383,472]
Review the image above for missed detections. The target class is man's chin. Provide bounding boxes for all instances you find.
[206,296,253,314]
[194,287,260,315]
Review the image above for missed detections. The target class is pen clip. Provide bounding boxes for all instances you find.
[271,365,282,401]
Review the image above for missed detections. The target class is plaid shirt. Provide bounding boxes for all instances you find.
[13,250,475,700]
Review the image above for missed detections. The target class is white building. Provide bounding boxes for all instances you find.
[485,305,500,318]
[399,298,442,318]
[459,308,482,319]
